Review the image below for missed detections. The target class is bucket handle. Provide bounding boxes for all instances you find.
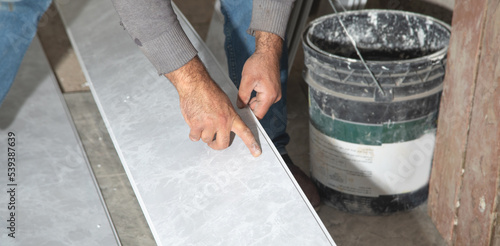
[327,0,386,96]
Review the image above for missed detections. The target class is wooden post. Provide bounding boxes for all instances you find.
[429,0,500,245]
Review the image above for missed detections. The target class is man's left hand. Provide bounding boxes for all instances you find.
[237,31,283,120]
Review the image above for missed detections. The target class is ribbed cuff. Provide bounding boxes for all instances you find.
[139,24,198,75]
[248,0,294,39]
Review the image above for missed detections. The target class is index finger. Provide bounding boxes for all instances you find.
[231,116,261,157]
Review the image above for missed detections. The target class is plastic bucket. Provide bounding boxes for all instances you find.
[302,10,450,214]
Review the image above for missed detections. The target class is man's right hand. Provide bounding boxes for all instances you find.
[166,56,262,157]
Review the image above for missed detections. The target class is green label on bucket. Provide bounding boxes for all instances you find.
[310,125,435,197]
[309,97,437,145]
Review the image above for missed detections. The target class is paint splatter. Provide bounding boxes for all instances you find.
[479,196,486,213]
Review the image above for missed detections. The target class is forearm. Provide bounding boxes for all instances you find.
[254,31,283,60]
[166,31,284,98]
[165,56,212,96]
[111,0,197,74]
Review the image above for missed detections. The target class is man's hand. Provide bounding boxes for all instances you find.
[166,56,261,157]
[238,31,283,120]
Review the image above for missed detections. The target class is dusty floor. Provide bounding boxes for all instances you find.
[42,0,453,245]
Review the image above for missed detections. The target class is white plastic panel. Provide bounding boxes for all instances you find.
[57,1,335,245]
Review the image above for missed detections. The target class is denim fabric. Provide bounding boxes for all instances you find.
[220,0,290,154]
[0,0,51,106]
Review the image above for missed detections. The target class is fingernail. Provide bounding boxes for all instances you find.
[251,143,262,157]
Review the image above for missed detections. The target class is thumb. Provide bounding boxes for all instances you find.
[238,75,255,109]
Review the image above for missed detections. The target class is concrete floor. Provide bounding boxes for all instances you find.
[59,0,452,245]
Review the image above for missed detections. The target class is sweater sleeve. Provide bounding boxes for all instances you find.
[111,0,197,75]
[248,0,295,39]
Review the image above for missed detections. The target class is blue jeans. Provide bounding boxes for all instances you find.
[220,0,290,155]
[0,0,51,105]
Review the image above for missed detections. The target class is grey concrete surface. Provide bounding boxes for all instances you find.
[59,0,452,245]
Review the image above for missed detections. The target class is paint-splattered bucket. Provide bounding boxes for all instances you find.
[302,10,451,214]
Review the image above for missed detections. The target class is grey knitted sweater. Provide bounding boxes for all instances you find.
[112,0,294,75]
